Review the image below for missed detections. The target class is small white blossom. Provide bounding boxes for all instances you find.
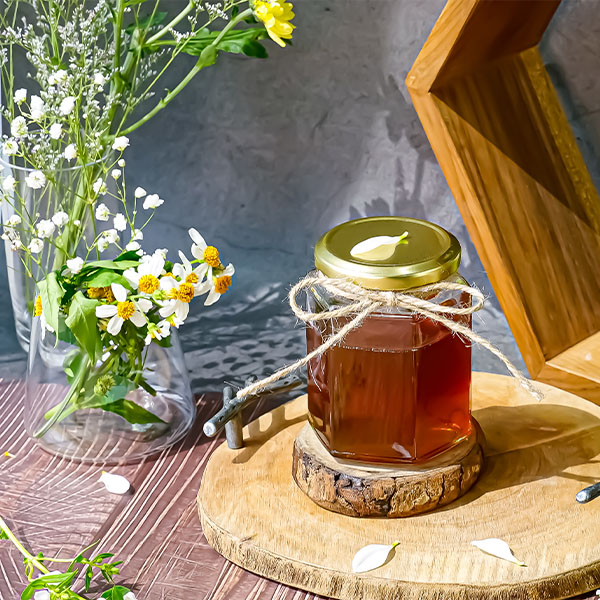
[64,144,77,160]
[11,116,27,137]
[33,590,50,600]
[14,88,27,104]
[2,139,18,155]
[113,213,127,231]
[59,96,76,116]
[49,123,62,139]
[28,238,44,254]
[25,170,46,189]
[112,136,130,152]
[73,220,81,226]
[132,229,143,241]
[51,211,69,227]
[104,229,119,244]
[126,241,141,252]
[36,219,56,238]
[134,187,146,198]
[111,169,121,180]
[92,178,106,195]
[49,69,67,85]
[143,193,163,210]
[123,591,138,600]
[97,237,110,252]
[66,256,84,274]
[95,203,110,221]
[93,72,106,86]
[10,238,23,251]
[2,176,16,192]
[118,158,126,167]
[6,214,21,226]
[30,95,45,120]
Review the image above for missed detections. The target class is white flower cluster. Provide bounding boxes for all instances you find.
[1,209,71,254]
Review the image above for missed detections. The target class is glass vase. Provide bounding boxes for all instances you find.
[1,158,106,352]
[25,317,195,464]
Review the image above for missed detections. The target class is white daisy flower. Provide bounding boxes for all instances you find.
[188,228,222,269]
[95,203,110,221]
[59,96,76,116]
[2,176,16,192]
[112,136,130,152]
[28,238,44,254]
[124,251,165,294]
[30,95,45,120]
[64,144,77,160]
[25,170,46,189]
[2,139,18,155]
[49,123,62,140]
[66,256,84,274]
[92,178,106,195]
[134,187,146,198]
[95,283,151,335]
[173,250,208,292]
[197,263,235,306]
[36,219,55,238]
[113,213,127,232]
[51,211,69,227]
[145,319,170,346]
[14,88,27,104]
[11,116,27,138]
[143,193,163,210]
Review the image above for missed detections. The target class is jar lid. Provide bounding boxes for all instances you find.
[314,216,461,290]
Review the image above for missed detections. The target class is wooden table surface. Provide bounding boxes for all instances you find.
[0,378,596,600]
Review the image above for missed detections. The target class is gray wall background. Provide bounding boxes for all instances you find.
[1,0,599,394]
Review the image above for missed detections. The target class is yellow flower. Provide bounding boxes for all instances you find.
[34,295,43,317]
[254,0,295,48]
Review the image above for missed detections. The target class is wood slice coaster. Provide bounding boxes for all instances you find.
[198,372,600,600]
[292,422,483,517]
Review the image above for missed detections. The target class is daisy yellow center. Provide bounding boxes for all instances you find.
[117,301,135,320]
[139,274,159,294]
[215,275,232,294]
[185,272,199,284]
[163,272,175,278]
[34,295,43,316]
[203,246,220,268]
[168,288,179,300]
[87,287,106,299]
[177,282,195,303]
[104,287,116,303]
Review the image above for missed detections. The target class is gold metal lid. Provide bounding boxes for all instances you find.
[314,216,461,290]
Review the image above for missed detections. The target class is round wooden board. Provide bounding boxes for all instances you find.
[292,422,484,517]
[198,372,600,600]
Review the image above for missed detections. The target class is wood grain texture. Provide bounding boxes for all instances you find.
[291,422,483,518]
[406,0,600,401]
[198,372,600,600]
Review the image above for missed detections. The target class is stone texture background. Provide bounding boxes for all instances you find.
[1,0,599,394]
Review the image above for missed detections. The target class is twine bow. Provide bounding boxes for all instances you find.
[235,272,543,402]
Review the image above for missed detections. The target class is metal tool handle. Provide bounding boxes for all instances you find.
[576,482,600,504]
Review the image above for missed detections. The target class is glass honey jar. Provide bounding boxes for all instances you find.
[305,216,473,465]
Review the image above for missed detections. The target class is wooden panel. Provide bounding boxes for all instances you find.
[199,374,600,600]
[406,0,600,397]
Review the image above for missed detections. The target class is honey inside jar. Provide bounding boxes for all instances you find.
[306,216,473,465]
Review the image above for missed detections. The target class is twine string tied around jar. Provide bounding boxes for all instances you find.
[235,271,543,402]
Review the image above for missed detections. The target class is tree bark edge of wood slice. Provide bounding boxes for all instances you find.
[291,422,484,518]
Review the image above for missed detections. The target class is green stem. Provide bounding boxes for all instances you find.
[146,0,195,45]
[121,8,253,135]
[0,517,49,575]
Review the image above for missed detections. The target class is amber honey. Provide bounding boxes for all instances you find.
[306,310,472,464]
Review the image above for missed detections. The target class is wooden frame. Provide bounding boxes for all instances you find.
[406,0,600,403]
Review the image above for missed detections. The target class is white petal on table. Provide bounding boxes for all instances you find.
[471,538,526,566]
[352,542,399,573]
[350,233,408,261]
[99,471,131,495]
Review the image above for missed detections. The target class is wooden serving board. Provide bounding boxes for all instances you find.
[198,372,600,600]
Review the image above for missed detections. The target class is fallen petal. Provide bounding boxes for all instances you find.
[99,471,131,495]
[3,451,14,458]
[350,233,408,261]
[471,538,526,566]
[352,542,399,573]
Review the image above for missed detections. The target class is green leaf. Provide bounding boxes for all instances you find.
[115,250,142,262]
[65,292,100,362]
[81,270,131,289]
[83,259,139,271]
[101,585,132,600]
[37,273,64,333]
[102,399,165,424]
[0,529,7,540]
[63,350,88,384]
[21,572,77,600]
[197,44,218,68]
[56,315,77,346]
[85,565,92,591]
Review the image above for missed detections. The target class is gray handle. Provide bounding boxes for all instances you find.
[576,482,600,504]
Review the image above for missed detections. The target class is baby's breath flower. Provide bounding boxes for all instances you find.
[118,158,126,167]
[111,168,121,180]
[11,116,27,137]
[49,123,62,139]
[132,229,143,241]
[112,136,129,152]
[143,193,163,209]
[97,237,110,252]
[64,144,77,160]
[6,214,20,226]
[28,238,44,254]
[2,176,16,192]
[52,211,69,227]
[134,186,146,198]
[93,178,106,195]
[126,241,141,252]
[93,71,106,86]
[25,170,46,189]
[66,256,84,274]
[36,219,55,238]
[95,203,110,221]
[30,95,45,120]
[14,88,27,104]
[2,139,18,155]
[104,229,119,245]
[113,213,127,231]
[49,69,67,85]
[60,96,76,116]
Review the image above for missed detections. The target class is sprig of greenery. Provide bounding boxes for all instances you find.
[0,517,132,600]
